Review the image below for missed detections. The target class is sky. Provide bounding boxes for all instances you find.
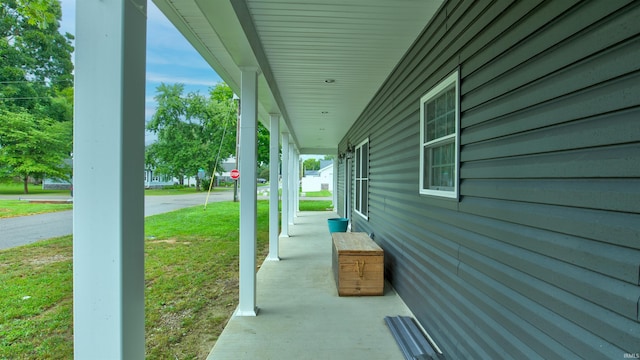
[58,0,223,144]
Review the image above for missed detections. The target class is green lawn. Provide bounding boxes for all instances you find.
[299,200,333,211]
[0,182,70,195]
[302,190,332,197]
[0,200,72,219]
[0,201,271,360]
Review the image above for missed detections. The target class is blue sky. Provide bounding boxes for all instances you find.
[59,0,223,144]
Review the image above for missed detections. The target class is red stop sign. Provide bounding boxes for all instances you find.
[230,169,240,180]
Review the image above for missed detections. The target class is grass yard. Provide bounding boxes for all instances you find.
[0,200,72,219]
[0,183,69,196]
[302,190,332,197]
[0,201,271,359]
[299,200,333,211]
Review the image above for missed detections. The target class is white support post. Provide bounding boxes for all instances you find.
[237,67,259,316]
[288,144,295,225]
[267,114,280,261]
[294,150,300,215]
[280,133,290,237]
[333,158,338,211]
[73,0,146,358]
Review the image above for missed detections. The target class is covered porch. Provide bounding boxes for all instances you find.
[208,211,413,359]
[71,0,441,357]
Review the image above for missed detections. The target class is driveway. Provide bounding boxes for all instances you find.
[0,191,233,250]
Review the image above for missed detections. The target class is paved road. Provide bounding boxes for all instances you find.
[0,191,233,250]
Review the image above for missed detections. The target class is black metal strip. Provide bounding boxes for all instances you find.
[385,316,441,360]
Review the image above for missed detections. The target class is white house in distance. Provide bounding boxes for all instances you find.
[301,159,333,193]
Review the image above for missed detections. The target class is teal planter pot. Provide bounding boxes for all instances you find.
[327,218,349,233]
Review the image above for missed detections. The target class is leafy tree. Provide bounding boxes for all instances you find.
[303,158,320,171]
[1,0,74,114]
[0,0,74,191]
[258,165,270,181]
[257,122,270,165]
[146,83,239,190]
[0,109,72,193]
[146,82,275,190]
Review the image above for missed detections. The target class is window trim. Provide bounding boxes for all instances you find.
[353,138,369,220]
[419,70,460,200]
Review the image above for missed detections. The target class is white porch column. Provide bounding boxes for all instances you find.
[267,114,280,261]
[333,158,338,211]
[288,144,295,225]
[237,67,259,316]
[295,150,300,214]
[73,0,146,358]
[280,133,290,237]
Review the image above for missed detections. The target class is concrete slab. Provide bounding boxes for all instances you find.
[208,211,413,360]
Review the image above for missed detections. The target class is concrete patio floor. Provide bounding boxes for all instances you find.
[207,211,415,360]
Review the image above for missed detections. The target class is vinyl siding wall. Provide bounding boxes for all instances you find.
[337,0,640,358]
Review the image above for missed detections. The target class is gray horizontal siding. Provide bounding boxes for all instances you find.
[462,178,640,213]
[338,0,640,358]
[459,196,640,250]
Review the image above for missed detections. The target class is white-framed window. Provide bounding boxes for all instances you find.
[354,138,369,219]
[420,70,460,199]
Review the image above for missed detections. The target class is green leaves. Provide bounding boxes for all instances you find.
[146,82,275,189]
[0,109,72,192]
[146,83,240,188]
[1,0,73,114]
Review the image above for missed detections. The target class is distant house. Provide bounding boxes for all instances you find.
[42,177,72,190]
[42,158,72,190]
[144,169,174,188]
[301,160,333,193]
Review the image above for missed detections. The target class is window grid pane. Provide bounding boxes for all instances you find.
[420,72,458,197]
[355,148,361,178]
[362,143,368,178]
[355,180,361,211]
[429,141,454,189]
[354,140,369,217]
[425,85,455,143]
[361,180,368,215]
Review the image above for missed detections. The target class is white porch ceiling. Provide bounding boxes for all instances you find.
[153,0,443,154]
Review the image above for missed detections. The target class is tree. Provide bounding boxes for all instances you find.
[146,82,275,190]
[0,109,72,193]
[146,83,239,190]
[1,0,74,115]
[258,165,270,181]
[257,122,270,165]
[0,1,74,192]
[303,158,320,171]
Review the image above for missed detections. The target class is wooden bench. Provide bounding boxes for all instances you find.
[332,232,384,296]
